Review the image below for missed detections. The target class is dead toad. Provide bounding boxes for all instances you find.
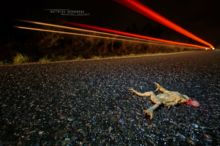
[129,82,200,119]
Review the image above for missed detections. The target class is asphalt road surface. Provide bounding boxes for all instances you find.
[0,51,220,146]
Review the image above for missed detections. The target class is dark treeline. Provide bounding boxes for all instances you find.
[0,31,189,64]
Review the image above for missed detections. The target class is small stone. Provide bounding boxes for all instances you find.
[108,126,113,133]
[79,141,83,145]
[136,112,142,116]
[176,132,186,141]
[118,118,125,125]
[86,123,92,128]
[187,138,196,145]
[67,117,73,122]
[191,123,199,129]
[1,104,7,107]
[204,134,213,142]
[60,115,65,120]
[65,137,70,141]
[38,131,44,136]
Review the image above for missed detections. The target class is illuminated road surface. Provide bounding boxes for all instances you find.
[0,51,220,145]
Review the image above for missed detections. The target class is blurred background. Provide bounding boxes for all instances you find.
[0,0,219,64]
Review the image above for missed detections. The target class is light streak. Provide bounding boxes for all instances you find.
[66,22,207,49]
[20,20,149,43]
[117,0,214,50]
[18,20,207,49]
[15,26,165,45]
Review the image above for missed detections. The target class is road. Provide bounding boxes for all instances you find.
[0,51,220,145]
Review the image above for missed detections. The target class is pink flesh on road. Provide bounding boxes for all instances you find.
[186,99,200,107]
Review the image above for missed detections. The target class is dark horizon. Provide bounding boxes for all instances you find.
[0,0,219,46]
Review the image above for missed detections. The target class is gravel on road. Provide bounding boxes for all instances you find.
[0,51,220,146]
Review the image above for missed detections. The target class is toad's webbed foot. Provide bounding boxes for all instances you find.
[144,103,161,120]
[128,88,141,96]
[144,110,153,120]
[128,88,136,94]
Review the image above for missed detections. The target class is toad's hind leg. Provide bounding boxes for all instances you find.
[129,89,160,104]
[144,103,161,119]
[129,89,156,98]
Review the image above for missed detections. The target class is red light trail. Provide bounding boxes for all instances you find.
[16,20,211,50]
[117,0,214,50]
[65,22,207,50]
[17,20,207,49]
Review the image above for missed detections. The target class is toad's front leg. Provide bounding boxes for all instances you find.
[154,82,170,93]
[143,103,161,120]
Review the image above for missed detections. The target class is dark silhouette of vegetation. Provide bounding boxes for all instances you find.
[0,32,191,64]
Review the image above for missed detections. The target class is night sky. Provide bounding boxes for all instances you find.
[1,0,220,46]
